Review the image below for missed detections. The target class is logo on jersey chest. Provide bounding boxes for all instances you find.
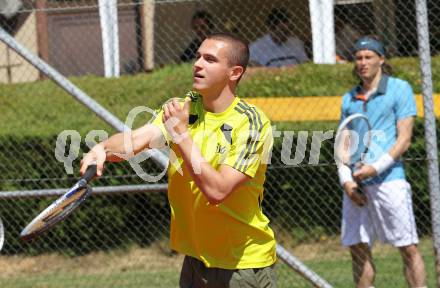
[216,143,226,154]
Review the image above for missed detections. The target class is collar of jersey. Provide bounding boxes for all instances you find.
[353,74,389,100]
[203,97,240,119]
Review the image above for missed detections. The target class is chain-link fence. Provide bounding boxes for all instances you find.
[0,0,439,287]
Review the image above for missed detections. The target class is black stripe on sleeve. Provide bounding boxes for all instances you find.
[238,102,263,171]
[233,102,263,172]
[233,106,249,170]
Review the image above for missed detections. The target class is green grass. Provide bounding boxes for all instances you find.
[0,65,193,137]
[0,270,179,288]
[1,55,439,137]
[277,245,436,288]
[0,239,435,288]
[1,257,434,288]
[304,256,436,288]
[239,55,440,97]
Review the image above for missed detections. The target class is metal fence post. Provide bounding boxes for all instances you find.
[415,0,440,285]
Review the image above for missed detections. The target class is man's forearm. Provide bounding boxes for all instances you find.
[388,137,411,160]
[370,118,413,175]
[96,124,161,162]
[97,133,128,162]
[388,117,414,160]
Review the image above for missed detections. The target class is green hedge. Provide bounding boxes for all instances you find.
[0,136,169,255]
[1,55,439,137]
[0,121,436,255]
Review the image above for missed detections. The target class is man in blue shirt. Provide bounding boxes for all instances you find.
[337,36,427,288]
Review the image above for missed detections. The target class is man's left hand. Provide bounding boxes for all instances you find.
[352,164,377,182]
[163,99,190,142]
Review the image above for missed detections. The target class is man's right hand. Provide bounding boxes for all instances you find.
[343,181,367,206]
[80,144,106,177]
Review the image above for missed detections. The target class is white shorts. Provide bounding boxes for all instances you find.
[341,179,419,247]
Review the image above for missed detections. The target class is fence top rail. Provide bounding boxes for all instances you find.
[0,184,168,199]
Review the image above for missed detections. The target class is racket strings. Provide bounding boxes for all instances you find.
[21,187,91,239]
[334,114,373,169]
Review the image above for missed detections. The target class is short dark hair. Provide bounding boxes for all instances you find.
[206,33,249,71]
[267,8,290,28]
[191,10,213,30]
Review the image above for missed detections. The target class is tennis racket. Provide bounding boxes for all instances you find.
[20,164,97,241]
[334,113,372,192]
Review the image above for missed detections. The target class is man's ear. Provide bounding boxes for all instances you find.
[230,66,244,82]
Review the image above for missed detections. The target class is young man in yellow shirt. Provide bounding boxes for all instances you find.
[81,33,277,287]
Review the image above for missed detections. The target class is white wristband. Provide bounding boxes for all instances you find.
[338,165,354,186]
[371,153,394,175]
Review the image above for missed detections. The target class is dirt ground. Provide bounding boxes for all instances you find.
[0,241,184,277]
[0,237,430,278]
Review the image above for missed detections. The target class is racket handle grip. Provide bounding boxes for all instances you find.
[82,164,97,182]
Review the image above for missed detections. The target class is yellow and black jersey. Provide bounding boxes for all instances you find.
[152,92,276,269]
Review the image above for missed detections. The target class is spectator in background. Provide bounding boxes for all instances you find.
[249,7,308,67]
[180,10,213,62]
